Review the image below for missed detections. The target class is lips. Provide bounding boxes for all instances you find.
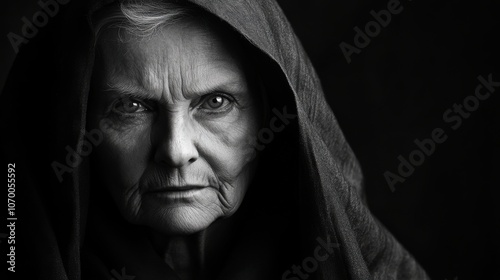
[146,185,207,193]
[145,185,209,201]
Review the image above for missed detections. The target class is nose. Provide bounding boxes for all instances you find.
[153,114,199,168]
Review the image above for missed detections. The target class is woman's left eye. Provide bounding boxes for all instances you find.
[199,94,234,112]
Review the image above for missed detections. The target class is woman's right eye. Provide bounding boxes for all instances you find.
[111,97,151,114]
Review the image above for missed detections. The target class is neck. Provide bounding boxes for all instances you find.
[146,215,244,280]
[148,231,205,280]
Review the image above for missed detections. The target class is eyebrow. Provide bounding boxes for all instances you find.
[105,74,249,101]
[104,81,159,100]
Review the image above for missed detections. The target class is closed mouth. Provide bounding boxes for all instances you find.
[147,185,207,193]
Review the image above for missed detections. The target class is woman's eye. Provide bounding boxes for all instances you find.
[199,94,233,111]
[112,98,150,114]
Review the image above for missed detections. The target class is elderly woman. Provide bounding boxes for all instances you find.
[2,0,428,279]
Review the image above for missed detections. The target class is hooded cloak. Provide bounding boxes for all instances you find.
[0,0,428,279]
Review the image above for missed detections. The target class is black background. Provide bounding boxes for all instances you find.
[1,0,499,279]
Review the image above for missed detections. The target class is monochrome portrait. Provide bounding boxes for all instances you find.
[1,0,498,279]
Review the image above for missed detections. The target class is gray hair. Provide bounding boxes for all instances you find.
[93,0,199,41]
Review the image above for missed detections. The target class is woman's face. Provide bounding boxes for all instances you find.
[88,20,261,235]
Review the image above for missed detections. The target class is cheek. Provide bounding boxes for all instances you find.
[198,108,260,182]
[96,119,152,189]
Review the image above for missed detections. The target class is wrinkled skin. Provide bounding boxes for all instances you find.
[88,19,262,235]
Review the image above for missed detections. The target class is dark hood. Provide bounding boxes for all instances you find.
[0,0,428,279]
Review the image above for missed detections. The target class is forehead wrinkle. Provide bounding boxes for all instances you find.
[106,78,158,100]
[123,39,179,104]
[192,33,249,94]
[163,42,189,104]
[189,62,248,95]
[137,29,194,105]
[159,35,209,104]
[104,64,152,100]
[171,25,239,96]
[132,39,167,98]
[103,37,165,100]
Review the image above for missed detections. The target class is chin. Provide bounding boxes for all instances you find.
[142,205,222,235]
